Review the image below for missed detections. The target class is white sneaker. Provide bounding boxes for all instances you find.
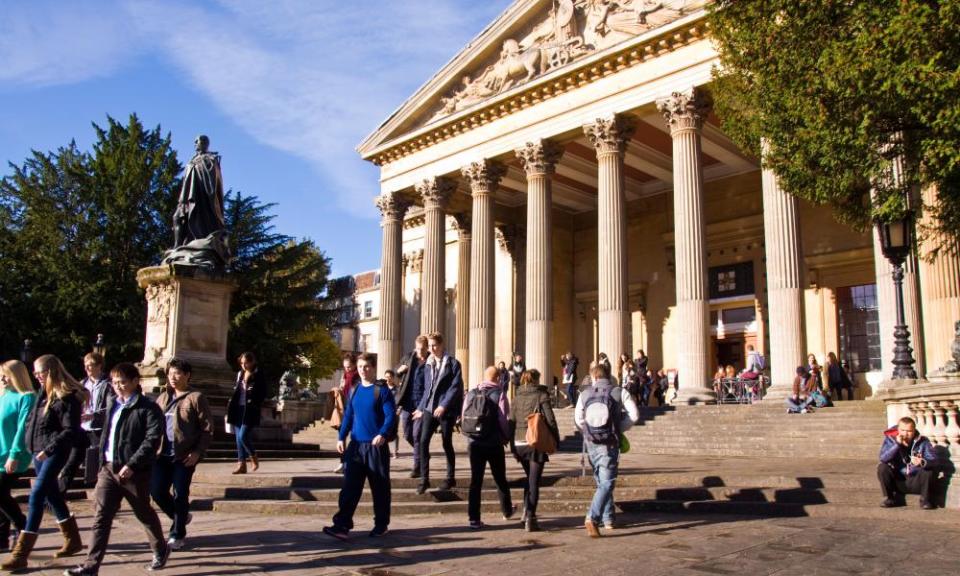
[167,537,185,550]
[333,462,344,474]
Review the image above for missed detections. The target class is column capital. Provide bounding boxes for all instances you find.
[495,224,525,258]
[515,140,564,176]
[461,160,506,197]
[403,249,424,273]
[415,176,456,210]
[583,115,636,156]
[374,192,410,221]
[453,212,472,236]
[656,88,710,134]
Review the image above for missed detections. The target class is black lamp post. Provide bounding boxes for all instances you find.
[20,339,34,366]
[93,333,106,360]
[876,215,918,379]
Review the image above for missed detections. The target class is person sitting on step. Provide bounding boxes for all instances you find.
[877,416,938,510]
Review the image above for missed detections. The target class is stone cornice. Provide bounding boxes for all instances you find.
[365,16,710,167]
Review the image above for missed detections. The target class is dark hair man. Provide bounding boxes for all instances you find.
[150,358,213,550]
[394,335,429,478]
[878,416,938,509]
[59,352,115,494]
[65,363,169,575]
[413,333,464,494]
[323,353,396,540]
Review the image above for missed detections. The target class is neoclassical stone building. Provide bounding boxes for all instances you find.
[357,0,960,403]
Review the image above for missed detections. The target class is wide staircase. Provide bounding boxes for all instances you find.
[31,400,956,524]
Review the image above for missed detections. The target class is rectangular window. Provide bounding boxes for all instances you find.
[722,306,756,325]
[709,262,755,299]
[363,301,373,319]
[837,284,881,372]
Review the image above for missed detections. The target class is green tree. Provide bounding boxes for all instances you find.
[0,115,180,369]
[708,1,960,256]
[225,191,338,390]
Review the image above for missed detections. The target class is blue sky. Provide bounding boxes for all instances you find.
[0,0,511,276]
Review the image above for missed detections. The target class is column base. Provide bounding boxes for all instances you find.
[761,384,795,403]
[673,387,716,405]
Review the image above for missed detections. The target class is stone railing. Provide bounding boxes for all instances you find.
[879,375,960,507]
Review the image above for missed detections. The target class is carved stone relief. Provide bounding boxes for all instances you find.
[427,0,704,124]
[144,283,175,364]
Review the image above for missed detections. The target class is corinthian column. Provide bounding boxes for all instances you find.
[462,160,506,387]
[375,192,410,377]
[516,140,564,389]
[657,88,714,403]
[918,185,960,374]
[453,212,472,379]
[416,177,455,336]
[759,141,806,401]
[585,115,635,361]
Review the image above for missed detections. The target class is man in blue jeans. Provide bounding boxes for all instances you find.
[151,358,213,550]
[574,361,638,537]
[323,353,396,540]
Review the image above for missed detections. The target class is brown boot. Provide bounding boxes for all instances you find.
[54,515,84,558]
[232,460,247,475]
[1,531,38,571]
[249,454,259,472]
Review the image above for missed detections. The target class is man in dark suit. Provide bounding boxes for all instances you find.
[413,332,463,494]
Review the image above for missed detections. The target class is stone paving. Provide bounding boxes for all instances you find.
[18,506,960,575]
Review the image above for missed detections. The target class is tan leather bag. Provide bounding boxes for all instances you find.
[525,404,557,454]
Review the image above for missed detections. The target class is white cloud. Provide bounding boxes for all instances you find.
[0,0,509,217]
[0,1,142,86]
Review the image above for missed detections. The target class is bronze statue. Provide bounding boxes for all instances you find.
[162,135,230,271]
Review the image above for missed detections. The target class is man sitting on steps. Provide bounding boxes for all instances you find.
[878,416,938,510]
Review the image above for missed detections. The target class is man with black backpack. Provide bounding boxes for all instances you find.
[574,361,639,537]
[323,353,397,540]
[462,366,513,529]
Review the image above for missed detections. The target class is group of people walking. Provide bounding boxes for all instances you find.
[325,333,642,540]
[0,352,216,575]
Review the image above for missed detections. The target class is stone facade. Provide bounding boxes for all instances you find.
[353,0,959,400]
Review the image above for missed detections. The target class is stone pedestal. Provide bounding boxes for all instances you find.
[136,264,237,393]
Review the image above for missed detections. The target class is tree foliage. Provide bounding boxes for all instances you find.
[0,115,180,371]
[708,0,960,256]
[225,191,338,388]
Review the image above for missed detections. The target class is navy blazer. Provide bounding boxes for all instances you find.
[417,354,464,420]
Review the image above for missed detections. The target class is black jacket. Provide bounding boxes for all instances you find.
[25,390,82,456]
[98,393,164,472]
[226,369,267,427]
[394,350,418,409]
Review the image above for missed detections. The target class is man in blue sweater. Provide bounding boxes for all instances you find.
[323,353,397,540]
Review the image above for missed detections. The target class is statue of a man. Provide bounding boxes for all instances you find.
[162,135,230,270]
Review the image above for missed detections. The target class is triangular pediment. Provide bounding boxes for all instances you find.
[358,0,707,159]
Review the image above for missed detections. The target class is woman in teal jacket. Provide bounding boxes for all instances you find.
[0,360,37,550]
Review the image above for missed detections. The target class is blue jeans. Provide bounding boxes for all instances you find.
[586,442,619,525]
[150,455,196,539]
[786,395,815,413]
[26,450,72,532]
[236,425,256,460]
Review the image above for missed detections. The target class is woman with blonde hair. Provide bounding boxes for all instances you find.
[509,369,559,532]
[2,354,86,570]
[0,361,36,551]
